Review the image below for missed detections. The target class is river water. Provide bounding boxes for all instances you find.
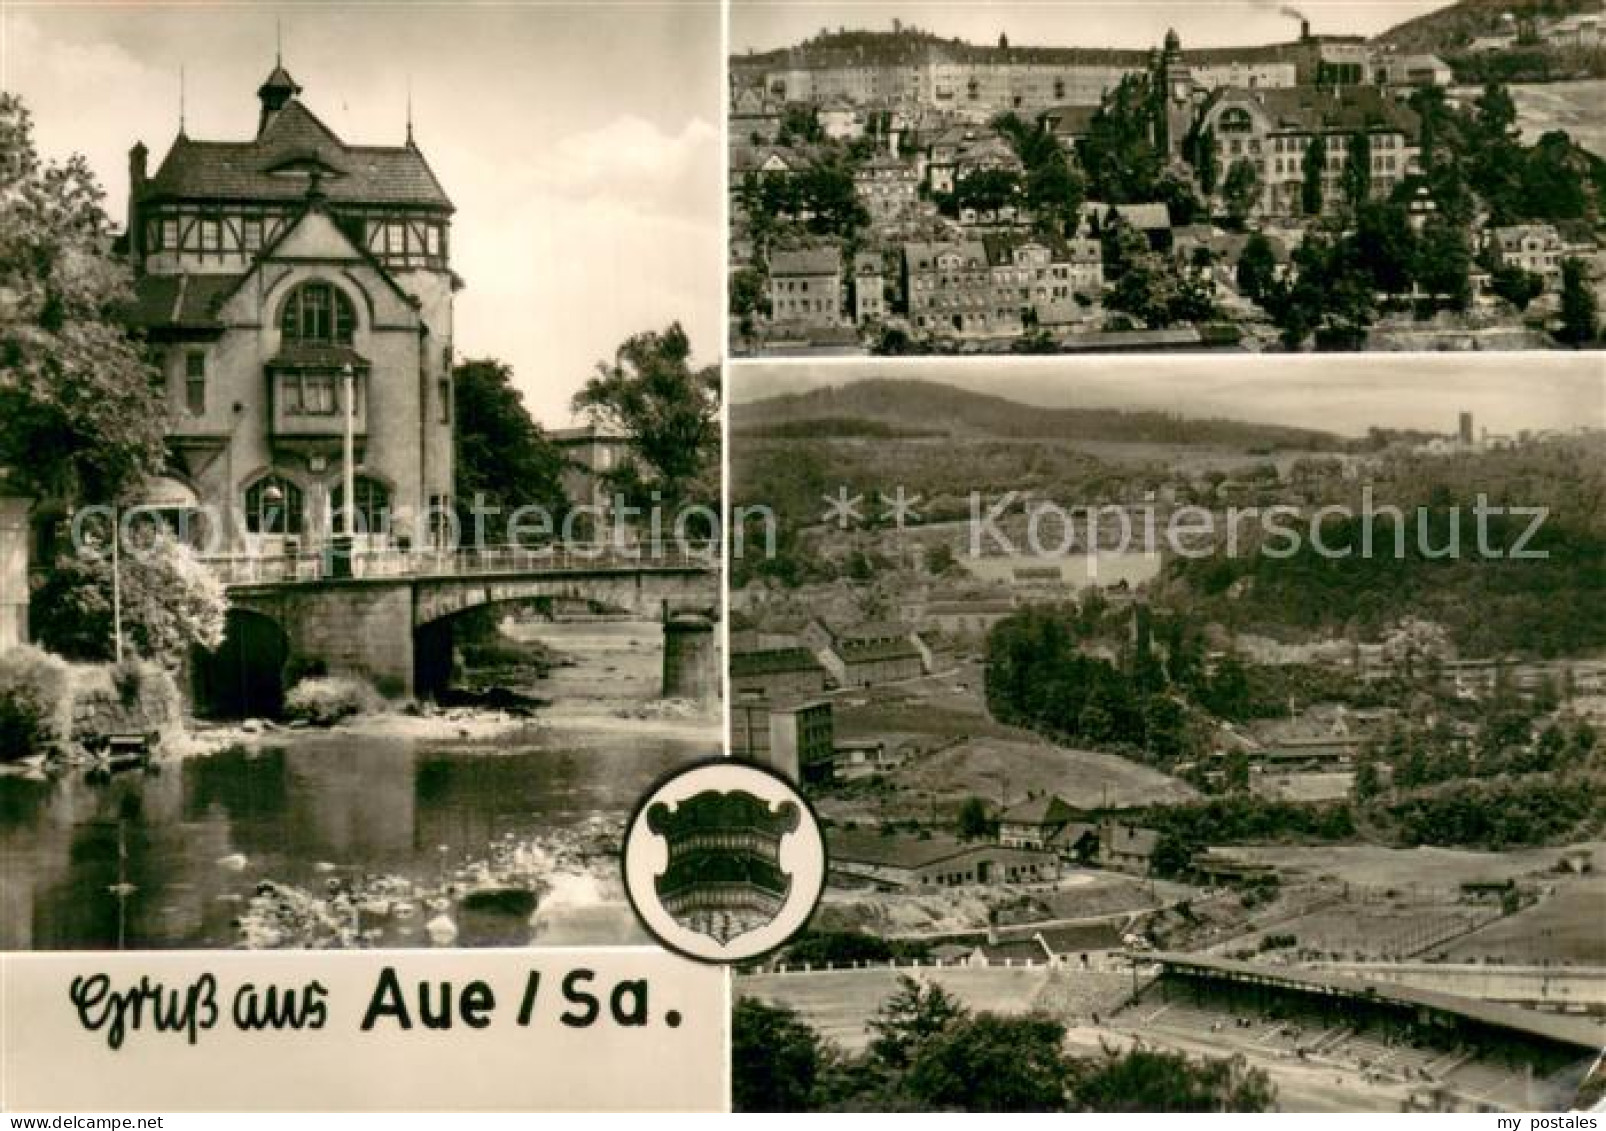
[0,620,716,950]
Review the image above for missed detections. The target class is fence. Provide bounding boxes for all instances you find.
[200,540,720,586]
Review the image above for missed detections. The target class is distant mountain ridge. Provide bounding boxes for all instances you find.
[732,378,1344,449]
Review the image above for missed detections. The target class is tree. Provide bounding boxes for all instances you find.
[1342,130,1373,214]
[1301,135,1327,217]
[453,358,568,529]
[31,525,225,670]
[905,1012,1071,1111]
[1070,1046,1276,1112]
[1150,830,1194,877]
[866,975,967,1071]
[731,266,768,321]
[732,998,825,1112]
[1224,749,1251,792]
[1351,201,1417,297]
[1558,257,1600,346]
[1082,73,1164,203]
[1352,751,1383,802]
[1236,233,1278,304]
[571,323,721,519]
[953,167,1021,214]
[1221,158,1260,230]
[799,161,868,238]
[1414,219,1472,310]
[957,795,991,840]
[1188,126,1219,197]
[0,92,167,505]
[777,105,823,146]
[1489,263,1545,311]
[1023,153,1086,237]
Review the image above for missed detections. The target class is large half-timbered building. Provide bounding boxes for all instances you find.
[126,63,458,552]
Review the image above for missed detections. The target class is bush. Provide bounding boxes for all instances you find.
[0,646,73,759]
[70,658,182,745]
[284,675,381,726]
[31,528,225,670]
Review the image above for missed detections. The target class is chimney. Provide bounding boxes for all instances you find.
[1301,18,1311,42]
[127,142,148,269]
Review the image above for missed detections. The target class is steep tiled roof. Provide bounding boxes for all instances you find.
[770,246,842,276]
[1082,201,1172,231]
[1035,921,1123,953]
[731,647,825,677]
[832,619,914,644]
[904,239,990,269]
[999,794,1075,828]
[127,273,243,331]
[1104,822,1160,857]
[1217,84,1421,138]
[840,637,921,664]
[972,937,1051,963]
[143,101,452,210]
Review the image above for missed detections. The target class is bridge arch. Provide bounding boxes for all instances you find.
[192,607,290,719]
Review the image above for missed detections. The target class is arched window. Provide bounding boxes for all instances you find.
[280,281,355,345]
[1219,107,1254,135]
[330,476,391,535]
[245,475,305,535]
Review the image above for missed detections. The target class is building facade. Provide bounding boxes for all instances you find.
[903,235,1101,336]
[768,700,835,785]
[126,65,457,555]
[853,155,920,221]
[768,247,843,326]
[1191,86,1420,219]
[1487,224,1570,291]
[852,251,887,323]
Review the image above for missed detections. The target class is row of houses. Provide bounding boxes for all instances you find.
[996,795,1162,874]
[826,805,1162,894]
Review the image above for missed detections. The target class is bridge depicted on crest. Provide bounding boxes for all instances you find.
[196,542,720,710]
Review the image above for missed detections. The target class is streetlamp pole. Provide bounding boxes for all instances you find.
[110,505,124,665]
[342,362,356,539]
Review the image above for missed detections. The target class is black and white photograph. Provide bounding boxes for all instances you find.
[0,3,723,951]
[1,0,1605,1119]
[726,353,1605,1112]
[727,0,1606,356]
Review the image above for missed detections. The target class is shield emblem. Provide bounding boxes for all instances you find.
[646,788,801,946]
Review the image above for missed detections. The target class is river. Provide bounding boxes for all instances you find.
[0,620,717,950]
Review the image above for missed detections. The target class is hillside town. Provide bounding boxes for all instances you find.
[728,12,1606,355]
[727,367,1606,1111]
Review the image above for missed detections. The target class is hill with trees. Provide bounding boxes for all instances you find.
[1374,0,1603,51]
[733,379,1344,450]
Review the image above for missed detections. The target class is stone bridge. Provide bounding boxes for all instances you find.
[199,545,719,711]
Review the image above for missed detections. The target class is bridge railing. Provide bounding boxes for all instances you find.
[201,541,720,586]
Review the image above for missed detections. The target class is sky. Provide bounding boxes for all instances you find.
[2,1,723,429]
[728,355,1606,438]
[732,0,1458,54]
